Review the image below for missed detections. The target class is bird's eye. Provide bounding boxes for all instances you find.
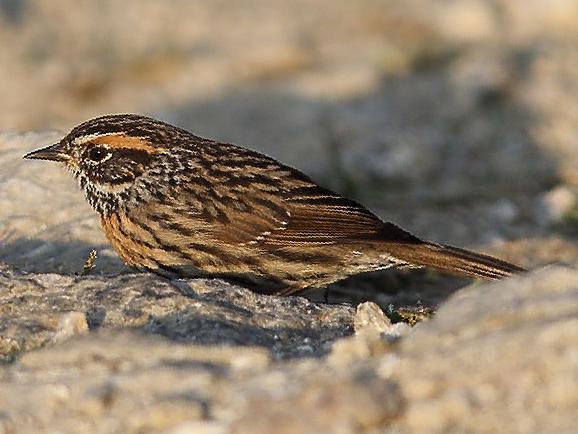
[87,146,110,163]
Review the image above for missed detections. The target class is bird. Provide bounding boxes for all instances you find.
[24,114,525,295]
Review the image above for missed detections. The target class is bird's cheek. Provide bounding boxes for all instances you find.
[107,162,144,185]
[124,162,147,180]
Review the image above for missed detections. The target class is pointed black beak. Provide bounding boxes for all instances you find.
[23,143,69,162]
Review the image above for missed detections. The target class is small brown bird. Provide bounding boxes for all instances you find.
[24,114,524,294]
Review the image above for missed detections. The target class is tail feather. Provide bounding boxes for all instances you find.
[385,241,525,280]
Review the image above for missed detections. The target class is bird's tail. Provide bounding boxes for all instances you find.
[384,241,525,280]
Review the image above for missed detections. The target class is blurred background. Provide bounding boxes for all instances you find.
[1,0,578,305]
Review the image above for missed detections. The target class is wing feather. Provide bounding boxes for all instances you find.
[185,144,420,248]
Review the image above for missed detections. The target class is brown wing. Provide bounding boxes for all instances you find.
[262,186,385,246]
[192,145,419,248]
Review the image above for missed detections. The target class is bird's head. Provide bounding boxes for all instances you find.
[24,114,190,214]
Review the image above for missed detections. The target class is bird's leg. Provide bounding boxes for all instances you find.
[323,286,330,304]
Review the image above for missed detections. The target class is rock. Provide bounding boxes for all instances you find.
[353,301,392,337]
[0,263,354,360]
[168,421,227,434]
[390,267,578,434]
[0,333,270,434]
[328,302,396,367]
[229,361,400,434]
[327,301,409,368]
[0,331,400,434]
[51,311,89,344]
[2,268,577,433]
[534,186,576,226]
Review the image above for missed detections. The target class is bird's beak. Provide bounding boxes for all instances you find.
[23,143,69,162]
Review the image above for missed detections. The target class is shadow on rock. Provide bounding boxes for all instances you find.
[140,278,354,358]
[0,263,355,360]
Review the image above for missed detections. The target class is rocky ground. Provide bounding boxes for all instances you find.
[1,0,578,433]
[1,259,577,433]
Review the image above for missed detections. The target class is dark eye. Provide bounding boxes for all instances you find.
[87,146,110,162]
